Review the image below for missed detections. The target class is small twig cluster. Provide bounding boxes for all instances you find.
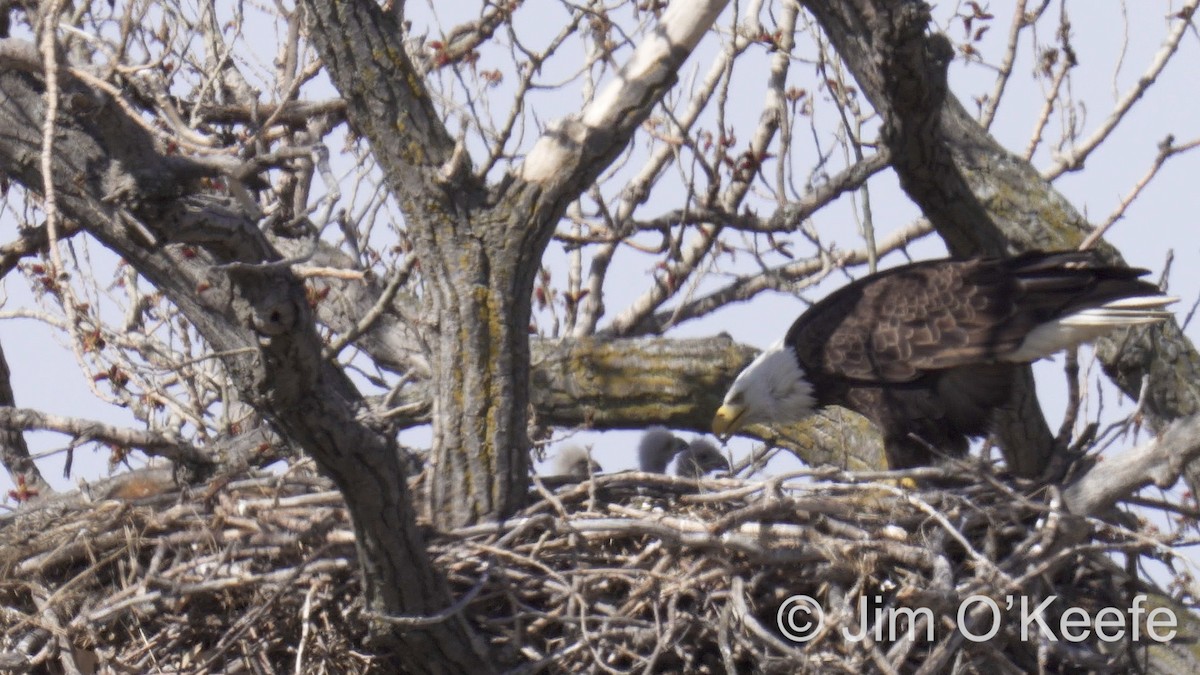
[0,465,1184,673]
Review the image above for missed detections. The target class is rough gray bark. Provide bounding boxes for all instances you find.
[0,406,211,469]
[300,0,529,529]
[0,2,737,668]
[532,336,884,472]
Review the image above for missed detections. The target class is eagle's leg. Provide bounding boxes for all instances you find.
[990,364,1056,478]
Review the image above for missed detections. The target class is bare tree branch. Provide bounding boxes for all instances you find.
[0,406,210,469]
[1045,0,1197,178]
[1065,414,1200,516]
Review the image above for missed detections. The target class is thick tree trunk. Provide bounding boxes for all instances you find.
[423,236,533,526]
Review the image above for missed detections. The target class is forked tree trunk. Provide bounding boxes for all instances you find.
[301,1,543,529]
[303,0,731,530]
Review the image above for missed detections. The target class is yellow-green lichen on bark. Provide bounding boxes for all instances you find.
[402,139,426,166]
[403,69,428,100]
[471,284,498,467]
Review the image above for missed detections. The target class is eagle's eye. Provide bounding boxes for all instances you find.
[727,391,745,406]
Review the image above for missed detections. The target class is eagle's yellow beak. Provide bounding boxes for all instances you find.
[712,403,747,442]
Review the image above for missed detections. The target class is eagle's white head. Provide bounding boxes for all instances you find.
[713,340,815,441]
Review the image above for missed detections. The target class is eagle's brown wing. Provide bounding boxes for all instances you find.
[785,251,1159,383]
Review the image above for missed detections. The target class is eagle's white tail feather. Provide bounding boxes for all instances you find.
[1084,295,1178,310]
[1005,295,1176,362]
[1058,311,1173,327]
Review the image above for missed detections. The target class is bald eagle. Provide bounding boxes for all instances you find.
[712,251,1175,469]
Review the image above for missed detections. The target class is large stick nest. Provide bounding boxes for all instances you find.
[0,464,1184,673]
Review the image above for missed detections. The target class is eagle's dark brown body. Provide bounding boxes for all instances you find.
[786,251,1164,468]
[714,250,1172,470]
